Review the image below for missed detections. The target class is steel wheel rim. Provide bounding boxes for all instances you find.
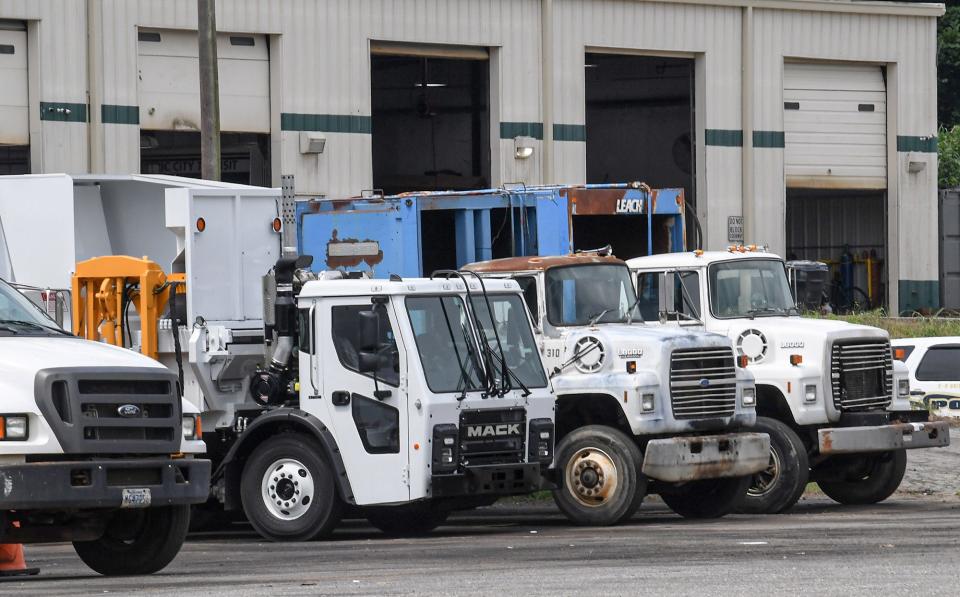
[748,446,782,498]
[261,458,315,521]
[565,447,620,508]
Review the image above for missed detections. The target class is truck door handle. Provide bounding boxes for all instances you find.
[332,391,351,406]
[910,390,926,396]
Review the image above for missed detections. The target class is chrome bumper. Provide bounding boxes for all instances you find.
[818,421,951,455]
[642,432,770,483]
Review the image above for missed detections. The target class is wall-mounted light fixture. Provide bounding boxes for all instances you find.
[906,152,927,173]
[514,136,535,160]
[299,132,326,154]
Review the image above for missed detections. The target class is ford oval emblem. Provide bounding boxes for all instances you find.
[699,378,711,388]
[117,404,141,418]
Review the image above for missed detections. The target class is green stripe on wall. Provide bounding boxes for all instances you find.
[899,280,940,314]
[753,130,785,148]
[281,113,372,134]
[553,123,586,142]
[39,102,88,123]
[705,129,743,147]
[101,104,139,125]
[897,135,937,153]
[500,122,543,140]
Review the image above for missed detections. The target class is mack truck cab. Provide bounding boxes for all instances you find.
[463,254,769,525]
[0,277,210,576]
[628,248,950,513]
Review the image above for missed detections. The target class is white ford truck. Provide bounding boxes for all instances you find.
[0,277,210,575]
[464,254,769,525]
[628,248,950,513]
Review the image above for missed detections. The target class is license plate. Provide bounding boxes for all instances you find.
[121,488,152,509]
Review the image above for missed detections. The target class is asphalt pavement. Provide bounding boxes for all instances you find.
[4,493,959,596]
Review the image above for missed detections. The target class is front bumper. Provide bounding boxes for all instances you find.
[818,422,950,455]
[0,458,211,510]
[641,432,770,482]
[431,463,554,497]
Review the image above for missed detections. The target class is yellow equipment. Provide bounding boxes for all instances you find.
[71,256,185,360]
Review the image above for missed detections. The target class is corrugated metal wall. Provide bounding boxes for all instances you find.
[0,0,942,311]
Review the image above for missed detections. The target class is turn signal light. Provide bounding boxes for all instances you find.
[626,360,637,374]
[893,347,907,361]
[272,217,282,232]
[196,217,206,232]
[790,354,803,366]
[737,355,749,368]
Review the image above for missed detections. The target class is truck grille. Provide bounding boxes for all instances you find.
[35,367,181,455]
[458,408,526,466]
[669,347,738,420]
[830,340,893,411]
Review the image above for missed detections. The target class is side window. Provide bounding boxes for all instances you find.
[331,303,400,386]
[636,272,660,321]
[915,346,960,381]
[297,308,314,354]
[513,276,538,318]
[351,394,399,454]
[674,272,701,318]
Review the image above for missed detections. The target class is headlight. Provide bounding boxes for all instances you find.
[0,415,29,440]
[898,379,910,398]
[742,387,756,407]
[641,393,656,412]
[528,419,554,464]
[804,384,817,404]
[182,414,202,441]
[432,424,459,474]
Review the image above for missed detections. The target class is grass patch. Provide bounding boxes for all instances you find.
[806,309,960,339]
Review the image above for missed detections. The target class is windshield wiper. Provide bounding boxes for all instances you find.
[0,319,70,335]
[483,346,531,397]
[587,308,614,326]
[746,307,786,319]
[625,295,646,325]
[551,337,602,378]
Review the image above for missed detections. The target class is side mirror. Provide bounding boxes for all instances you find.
[357,310,379,352]
[658,272,675,315]
[358,350,379,373]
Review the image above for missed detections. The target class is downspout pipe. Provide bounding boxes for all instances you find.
[541,0,554,184]
[741,6,754,242]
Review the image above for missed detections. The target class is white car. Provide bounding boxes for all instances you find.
[892,337,960,417]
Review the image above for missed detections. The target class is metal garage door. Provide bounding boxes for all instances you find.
[0,22,28,146]
[784,63,886,190]
[137,29,269,133]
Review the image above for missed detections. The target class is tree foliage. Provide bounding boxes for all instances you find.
[940,5,960,128]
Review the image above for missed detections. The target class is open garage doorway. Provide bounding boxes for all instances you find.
[786,189,887,311]
[140,131,271,185]
[584,53,694,197]
[371,45,490,195]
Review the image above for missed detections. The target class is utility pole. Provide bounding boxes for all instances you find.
[198,0,221,181]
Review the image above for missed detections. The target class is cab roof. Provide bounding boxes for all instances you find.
[297,276,521,299]
[626,250,784,269]
[463,254,625,273]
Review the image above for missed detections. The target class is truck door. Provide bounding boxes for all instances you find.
[319,298,410,504]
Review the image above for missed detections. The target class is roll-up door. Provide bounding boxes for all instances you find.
[137,29,269,133]
[783,63,886,190]
[0,23,28,146]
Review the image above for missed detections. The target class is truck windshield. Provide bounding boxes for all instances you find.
[406,296,486,394]
[545,264,641,326]
[0,279,66,336]
[708,259,796,319]
[469,294,548,389]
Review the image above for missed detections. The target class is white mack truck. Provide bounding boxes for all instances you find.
[0,174,556,541]
[464,253,770,525]
[0,276,210,576]
[627,248,950,513]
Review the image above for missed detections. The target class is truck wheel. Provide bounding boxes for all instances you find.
[552,425,646,526]
[818,450,907,505]
[241,433,342,541]
[365,502,450,536]
[660,476,751,519]
[739,416,809,514]
[73,505,190,576]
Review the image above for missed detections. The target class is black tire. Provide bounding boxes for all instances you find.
[739,416,809,514]
[241,433,342,542]
[818,450,907,505]
[73,505,190,576]
[661,476,751,519]
[364,502,450,536]
[552,425,646,526]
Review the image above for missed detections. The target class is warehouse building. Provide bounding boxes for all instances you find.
[0,0,943,313]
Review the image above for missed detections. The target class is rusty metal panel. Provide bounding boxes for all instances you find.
[817,421,949,455]
[641,432,770,482]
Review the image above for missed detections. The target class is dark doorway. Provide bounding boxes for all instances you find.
[140,131,271,186]
[786,189,888,309]
[585,53,694,202]
[0,145,29,175]
[371,54,490,195]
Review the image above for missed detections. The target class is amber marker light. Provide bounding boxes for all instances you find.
[196,217,206,232]
[272,217,282,232]
[790,354,803,366]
